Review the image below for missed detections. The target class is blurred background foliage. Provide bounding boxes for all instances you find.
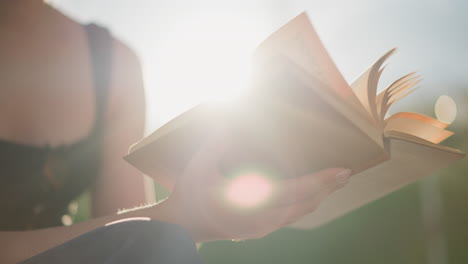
[49,0,467,263]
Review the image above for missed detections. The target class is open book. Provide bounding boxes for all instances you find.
[124,12,465,229]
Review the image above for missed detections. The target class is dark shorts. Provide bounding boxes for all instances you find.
[20,220,203,264]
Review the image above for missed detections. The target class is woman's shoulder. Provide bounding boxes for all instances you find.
[104,33,146,124]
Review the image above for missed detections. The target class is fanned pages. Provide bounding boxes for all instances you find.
[351,48,396,126]
[124,12,465,228]
[376,72,418,120]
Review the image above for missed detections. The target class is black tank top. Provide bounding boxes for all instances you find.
[0,24,113,230]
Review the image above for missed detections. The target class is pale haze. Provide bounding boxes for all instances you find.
[51,0,468,131]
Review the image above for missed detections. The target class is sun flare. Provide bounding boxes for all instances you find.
[225,173,274,209]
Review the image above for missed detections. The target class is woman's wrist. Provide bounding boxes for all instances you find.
[145,199,176,223]
[103,200,178,228]
[139,199,196,239]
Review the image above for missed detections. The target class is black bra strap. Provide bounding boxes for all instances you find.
[84,23,113,131]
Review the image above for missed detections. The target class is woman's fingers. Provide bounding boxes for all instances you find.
[267,168,352,208]
[278,177,345,226]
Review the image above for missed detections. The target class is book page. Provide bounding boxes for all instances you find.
[385,113,453,144]
[243,59,389,174]
[128,104,216,153]
[386,112,449,129]
[351,49,422,126]
[290,135,464,229]
[376,72,418,120]
[383,131,463,154]
[254,12,365,114]
[254,12,381,145]
[380,82,421,119]
[351,49,396,126]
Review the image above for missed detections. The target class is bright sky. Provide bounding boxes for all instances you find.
[51,0,468,132]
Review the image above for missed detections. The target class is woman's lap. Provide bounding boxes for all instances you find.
[20,220,203,264]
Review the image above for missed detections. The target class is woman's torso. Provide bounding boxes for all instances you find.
[0,5,112,230]
[0,5,95,146]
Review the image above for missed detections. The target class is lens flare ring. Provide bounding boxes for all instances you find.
[224,172,274,209]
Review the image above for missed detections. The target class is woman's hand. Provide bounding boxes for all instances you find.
[153,130,352,242]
